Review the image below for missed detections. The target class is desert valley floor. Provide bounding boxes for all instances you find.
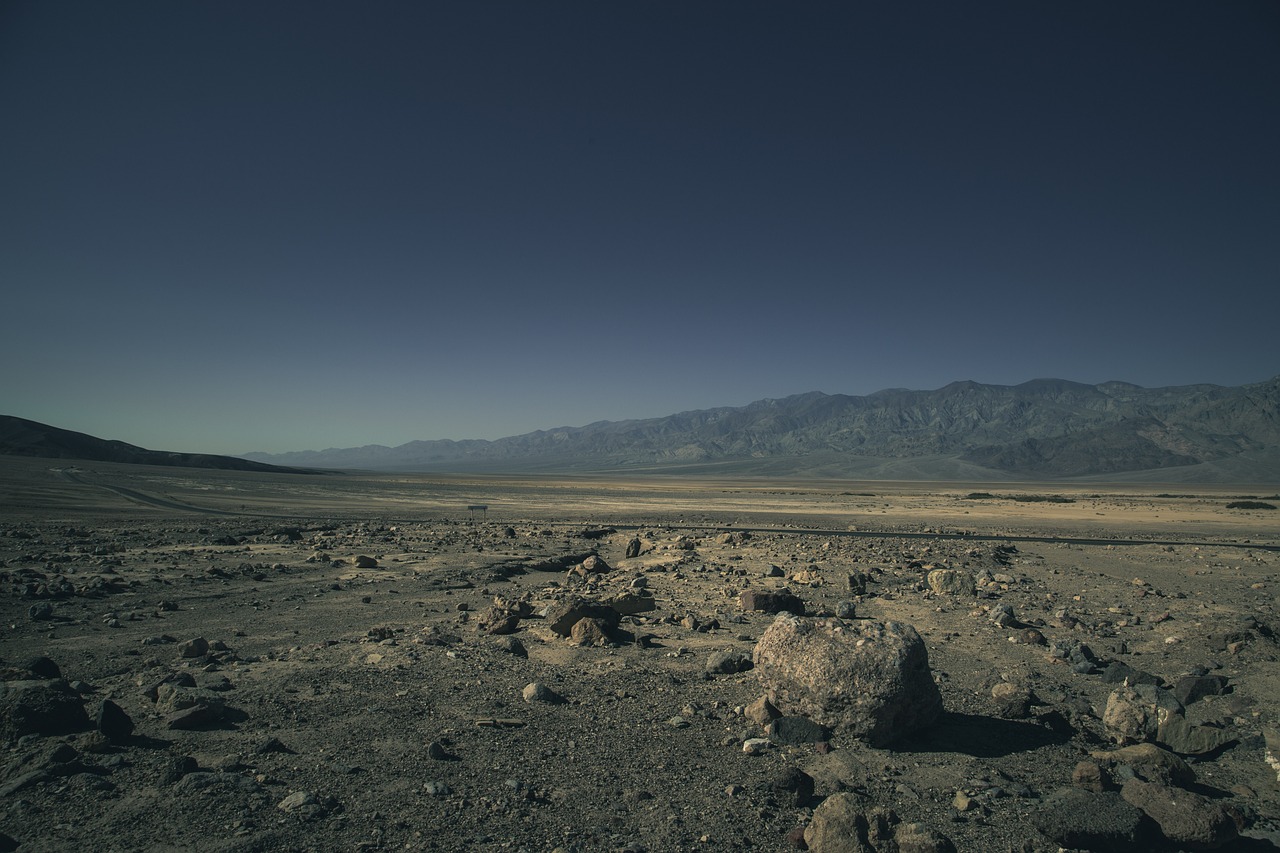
[1,456,1278,852]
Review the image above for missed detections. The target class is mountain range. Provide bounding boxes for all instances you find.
[241,377,1280,482]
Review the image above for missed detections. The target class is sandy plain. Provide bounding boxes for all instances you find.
[1,455,1278,852]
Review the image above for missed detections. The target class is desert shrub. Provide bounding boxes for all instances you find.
[1226,501,1276,510]
[1010,494,1075,503]
[965,492,994,499]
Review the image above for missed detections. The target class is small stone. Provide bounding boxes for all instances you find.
[179,637,209,658]
[423,780,451,796]
[744,696,781,728]
[991,682,1032,719]
[353,555,378,568]
[767,766,815,807]
[495,636,528,658]
[28,602,54,621]
[475,606,521,635]
[705,650,754,675]
[742,738,772,755]
[256,736,294,754]
[165,703,225,730]
[522,682,563,704]
[161,755,200,785]
[277,790,320,813]
[769,716,831,745]
[1072,760,1110,793]
[570,616,612,646]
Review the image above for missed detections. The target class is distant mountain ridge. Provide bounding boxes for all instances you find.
[243,377,1280,482]
[0,416,312,475]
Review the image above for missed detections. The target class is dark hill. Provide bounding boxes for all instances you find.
[0,416,313,475]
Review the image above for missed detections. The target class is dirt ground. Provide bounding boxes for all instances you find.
[1,457,1278,852]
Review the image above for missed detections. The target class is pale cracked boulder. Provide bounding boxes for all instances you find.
[753,615,942,746]
[926,569,974,596]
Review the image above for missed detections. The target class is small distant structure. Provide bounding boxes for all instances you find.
[467,504,488,520]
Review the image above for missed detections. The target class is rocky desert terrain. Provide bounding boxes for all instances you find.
[1,456,1278,852]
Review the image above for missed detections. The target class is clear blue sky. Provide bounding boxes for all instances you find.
[2,2,1277,455]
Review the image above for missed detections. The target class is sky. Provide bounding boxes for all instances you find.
[2,2,1278,456]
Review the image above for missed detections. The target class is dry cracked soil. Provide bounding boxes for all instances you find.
[1,457,1278,852]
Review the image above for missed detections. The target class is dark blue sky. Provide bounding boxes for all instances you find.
[3,2,1277,455]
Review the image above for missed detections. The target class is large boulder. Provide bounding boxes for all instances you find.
[1121,778,1238,849]
[1031,787,1153,852]
[0,680,91,741]
[752,615,942,746]
[926,569,974,596]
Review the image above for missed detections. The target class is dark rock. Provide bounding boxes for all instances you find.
[1030,787,1153,852]
[568,554,611,576]
[161,755,200,785]
[23,656,62,679]
[893,822,957,853]
[569,616,613,646]
[626,537,642,558]
[0,680,91,741]
[475,605,521,635]
[495,636,528,658]
[256,736,294,754]
[1090,743,1194,787]
[769,715,831,745]
[1174,674,1229,706]
[705,650,754,675]
[1101,661,1162,686]
[1121,778,1238,849]
[178,637,209,658]
[767,766,815,807]
[1156,714,1236,757]
[991,682,1033,719]
[606,592,656,616]
[28,601,54,621]
[1073,760,1111,792]
[353,555,378,568]
[545,597,618,637]
[96,699,134,741]
[739,588,806,616]
[166,703,225,730]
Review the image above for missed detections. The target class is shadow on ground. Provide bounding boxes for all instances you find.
[897,712,1071,758]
